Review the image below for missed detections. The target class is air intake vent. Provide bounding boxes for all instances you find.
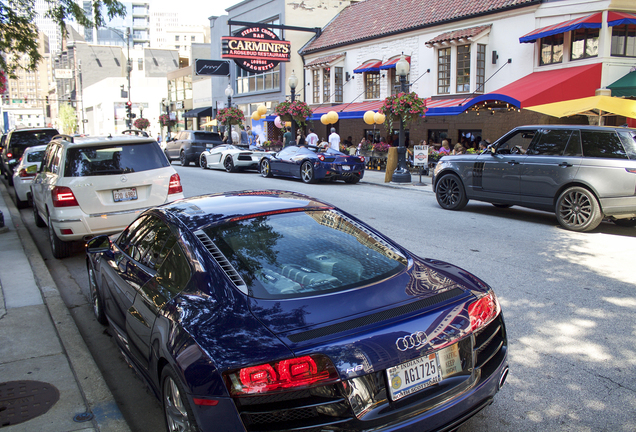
[195,230,248,295]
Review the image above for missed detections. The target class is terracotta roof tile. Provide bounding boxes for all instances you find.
[425,24,491,45]
[300,0,539,54]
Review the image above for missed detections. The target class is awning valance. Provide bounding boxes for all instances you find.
[425,25,491,47]
[183,106,212,118]
[608,11,636,26]
[608,70,636,97]
[304,53,346,69]
[379,56,411,70]
[519,13,602,44]
[353,60,381,74]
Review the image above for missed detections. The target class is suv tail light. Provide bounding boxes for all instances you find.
[468,291,500,332]
[52,186,79,207]
[18,168,35,178]
[225,354,339,396]
[168,173,183,195]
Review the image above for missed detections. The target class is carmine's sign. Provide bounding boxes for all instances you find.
[222,27,290,73]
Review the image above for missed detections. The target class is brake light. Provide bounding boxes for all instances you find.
[7,152,13,158]
[467,291,500,332]
[318,154,325,161]
[52,186,79,207]
[18,168,35,178]
[168,173,183,194]
[359,156,365,162]
[225,354,339,396]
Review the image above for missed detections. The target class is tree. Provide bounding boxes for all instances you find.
[58,103,77,134]
[0,0,126,77]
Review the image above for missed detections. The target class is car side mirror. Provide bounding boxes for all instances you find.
[86,235,112,254]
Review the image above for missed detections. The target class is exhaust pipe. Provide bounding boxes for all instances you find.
[499,366,509,389]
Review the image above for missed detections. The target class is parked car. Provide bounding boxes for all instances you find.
[12,144,48,209]
[433,125,636,232]
[199,144,273,172]
[164,130,223,166]
[1,127,59,185]
[260,145,366,183]
[30,135,185,258]
[86,190,508,432]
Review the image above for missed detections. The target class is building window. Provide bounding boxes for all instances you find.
[611,24,636,57]
[334,67,343,103]
[365,72,380,99]
[191,35,196,42]
[456,45,470,93]
[540,34,564,65]
[175,35,179,41]
[323,67,331,102]
[138,58,143,70]
[312,69,320,103]
[571,28,599,60]
[476,44,486,92]
[236,64,280,95]
[437,48,451,94]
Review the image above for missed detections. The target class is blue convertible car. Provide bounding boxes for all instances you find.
[259,146,365,183]
[86,190,508,432]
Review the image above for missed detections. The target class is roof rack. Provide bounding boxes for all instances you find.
[51,134,74,143]
[121,129,149,137]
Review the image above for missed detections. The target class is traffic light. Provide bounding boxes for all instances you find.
[45,96,49,104]
[126,101,132,118]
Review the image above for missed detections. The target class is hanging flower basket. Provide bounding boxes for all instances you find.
[379,92,427,132]
[0,70,7,94]
[216,106,245,126]
[159,114,175,127]
[133,117,150,130]
[274,100,313,127]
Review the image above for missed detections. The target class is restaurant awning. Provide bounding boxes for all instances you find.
[379,56,410,70]
[608,11,636,26]
[182,106,212,118]
[608,71,636,97]
[425,25,491,47]
[353,60,382,74]
[304,53,346,69]
[525,96,636,119]
[519,13,602,43]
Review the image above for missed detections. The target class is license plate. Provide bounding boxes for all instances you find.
[113,187,138,202]
[341,165,351,171]
[206,144,214,148]
[387,353,441,401]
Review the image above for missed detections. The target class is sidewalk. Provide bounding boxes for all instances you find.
[360,167,435,192]
[0,183,130,432]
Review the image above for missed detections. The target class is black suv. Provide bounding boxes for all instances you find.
[432,125,636,232]
[1,127,59,185]
[164,130,223,166]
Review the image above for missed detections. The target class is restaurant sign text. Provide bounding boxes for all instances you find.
[222,27,290,73]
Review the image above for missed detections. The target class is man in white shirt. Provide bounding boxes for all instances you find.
[306,128,319,149]
[328,127,340,152]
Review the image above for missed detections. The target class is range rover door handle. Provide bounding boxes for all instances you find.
[558,162,573,167]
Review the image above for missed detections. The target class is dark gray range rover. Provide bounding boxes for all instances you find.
[432,125,636,232]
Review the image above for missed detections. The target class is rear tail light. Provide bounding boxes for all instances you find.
[359,156,365,162]
[52,186,79,207]
[468,291,500,332]
[318,154,325,161]
[168,173,183,195]
[7,152,13,158]
[18,168,35,178]
[225,354,339,396]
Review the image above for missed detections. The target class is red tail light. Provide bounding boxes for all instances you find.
[318,154,325,161]
[225,354,339,396]
[468,291,500,332]
[168,173,183,195]
[359,156,365,162]
[7,152,13,158]
[52,186,79,207]
[18,168,35,178]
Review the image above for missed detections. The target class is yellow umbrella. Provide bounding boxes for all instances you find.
[201,119,218,127]
[525,96,636,125]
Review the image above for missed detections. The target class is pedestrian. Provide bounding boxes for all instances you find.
[156,134,161,144]
[283,126,293,147]
[297,130,306,147]
[306,128,319,149]
[240,125,249,146]
[328,127,340,151]
[231,126,240,144]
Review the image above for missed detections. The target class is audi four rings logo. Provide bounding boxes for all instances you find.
[396,331,428,351]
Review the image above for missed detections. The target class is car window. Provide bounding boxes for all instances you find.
[581,130,628,159]
[193,132,221,141]
[278,147,299,158]
[64,142,169,177]
[49,146,63,174]
[155,243,191,296]
[616,131,636,160]
[26,150,46,163]
[8,130,58,155]
[138,221,175,270]
[203,210,408,299]
[40,145,55,173]
[495,130,535,154]
[116,215,149,253]
[528,129,575,156]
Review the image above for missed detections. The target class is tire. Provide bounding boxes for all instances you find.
[33,202,46,227]
[492,203,512,209]
[301,161,315,184]
[435,174,468,210]
[48,214,72,259]
[15,190,28,209]
[199,154,207,169]
[555,186,602,232]
[88,262,107,325]
[260,159,272,178]
[613,218,636,227]
[179,151,190,166]
[224,156,235,173]
[161,367,199,432]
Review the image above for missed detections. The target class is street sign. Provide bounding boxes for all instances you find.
[194,59,230,76]
[55,69,73,79]
[413,145,429,166]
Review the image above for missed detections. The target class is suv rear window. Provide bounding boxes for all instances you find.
[581,130,628,159]
[64,142,169,177]
[9,130,58,155]
[203,210,408,299]
[193,132,221,141]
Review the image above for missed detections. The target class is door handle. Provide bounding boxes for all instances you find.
[558,162,573,167]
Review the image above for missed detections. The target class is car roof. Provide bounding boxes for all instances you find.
[23,144,49,153]
[513,124,636,132]
[51,135,158,148]
[157,190,334,232]
[9,127,58,134]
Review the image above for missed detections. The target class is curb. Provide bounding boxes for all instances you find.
[0,184,131,432]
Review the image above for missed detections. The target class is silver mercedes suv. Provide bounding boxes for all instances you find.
[432,125,636,232]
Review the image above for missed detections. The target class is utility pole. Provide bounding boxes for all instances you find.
[126,27,132,129]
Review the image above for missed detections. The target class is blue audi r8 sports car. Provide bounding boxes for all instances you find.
[259,145,365,183]
[86,190,508,432]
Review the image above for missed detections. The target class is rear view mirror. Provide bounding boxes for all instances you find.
[86,235,111,253]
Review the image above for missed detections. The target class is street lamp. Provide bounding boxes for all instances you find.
[392,54,411,183]
[225,83,234,144]
[288,70,298,145]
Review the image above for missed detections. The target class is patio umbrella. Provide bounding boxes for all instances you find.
[201,119,218,127]
[525,95,636,125]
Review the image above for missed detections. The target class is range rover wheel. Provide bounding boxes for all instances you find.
[435,174,468,210]
[48,214,72,259]
[555,186,602,232]
[179,151,190,166]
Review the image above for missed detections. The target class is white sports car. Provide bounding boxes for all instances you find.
[199,144,273,172]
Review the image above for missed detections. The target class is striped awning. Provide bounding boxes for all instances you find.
[353,60,382,74]
[379,56,411,70]
[608,11,636,26]
[519,13,602,43]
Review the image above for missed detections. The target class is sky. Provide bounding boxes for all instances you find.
[173,0,245,25]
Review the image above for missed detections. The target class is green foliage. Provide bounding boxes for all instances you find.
[379,92,428,133]
[0,0,126,76]
[58,103,77,135]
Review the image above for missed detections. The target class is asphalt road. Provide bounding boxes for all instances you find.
[13,163,636,432]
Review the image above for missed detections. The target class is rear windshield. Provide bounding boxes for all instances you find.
[193,132,221,141]
[203,210,408,299]
[26,150,46,163]
[9,130,58,152]
[64,142,169,177]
